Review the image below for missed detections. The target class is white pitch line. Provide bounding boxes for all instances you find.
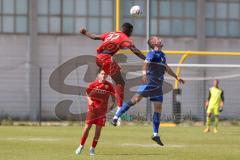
[1,137,61,142]
[168,64,240,68]
[121,143,240,148]
[123,62,240,68]
[165,74,240,80]
[121,143,186,148]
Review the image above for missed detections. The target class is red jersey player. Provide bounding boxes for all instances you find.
[80,23,146,116]
[75,69,115,156]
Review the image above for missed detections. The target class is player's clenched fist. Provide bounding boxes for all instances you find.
[80,28,87,35]
[177,77,185,84]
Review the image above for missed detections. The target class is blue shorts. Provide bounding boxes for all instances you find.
[137,79,163,102]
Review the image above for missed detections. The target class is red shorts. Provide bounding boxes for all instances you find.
[96,54,121,76]
[86,116,106,126]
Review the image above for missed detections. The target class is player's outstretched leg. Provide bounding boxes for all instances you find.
[151,102,164,146]
[111,95,142,126]
[76,124,92,155]
[111,101,134,126]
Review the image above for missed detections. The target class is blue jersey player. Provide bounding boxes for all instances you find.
[111,36,184,146]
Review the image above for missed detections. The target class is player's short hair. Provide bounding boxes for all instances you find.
[148,36,156,49]
[121,22,133,36]
[97,68,103,74]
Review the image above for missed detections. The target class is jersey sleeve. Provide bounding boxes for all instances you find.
[145,52,154,63]
[161,52,167,64]
[86,83,94,95]
[99,32,109,41]
[120,37,134,49]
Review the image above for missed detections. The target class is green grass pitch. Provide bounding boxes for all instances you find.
[0,125,239,160]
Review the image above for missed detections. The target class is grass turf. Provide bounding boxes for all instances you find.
[0,124,239,160]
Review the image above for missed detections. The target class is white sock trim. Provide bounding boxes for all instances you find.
[113,115,118,119]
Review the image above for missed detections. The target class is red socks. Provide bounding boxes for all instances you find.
[80,136,87,146]
[91,139,98,148]
[80,137,99,148]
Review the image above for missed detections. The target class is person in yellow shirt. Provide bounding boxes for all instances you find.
[204,79,224,133]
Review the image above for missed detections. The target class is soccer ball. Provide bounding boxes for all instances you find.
[130,5,142,17]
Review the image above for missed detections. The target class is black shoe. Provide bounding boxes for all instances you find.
[152,136,164,146]
[111,118,118,126]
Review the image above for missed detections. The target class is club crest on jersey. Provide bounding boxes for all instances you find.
[105,85,109,89]
[95,89,106,94]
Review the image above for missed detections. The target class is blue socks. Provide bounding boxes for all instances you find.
[115,101,135,118]
[153,112,161,136]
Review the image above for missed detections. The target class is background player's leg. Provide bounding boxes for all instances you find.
[80,124,92,146]
[111,71,125,107]
[76,124,92,155]
[89,125,103,155]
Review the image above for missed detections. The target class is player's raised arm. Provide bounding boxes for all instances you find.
[129,45,146,60]
[80,28,101,40]
[165,64,184,84]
